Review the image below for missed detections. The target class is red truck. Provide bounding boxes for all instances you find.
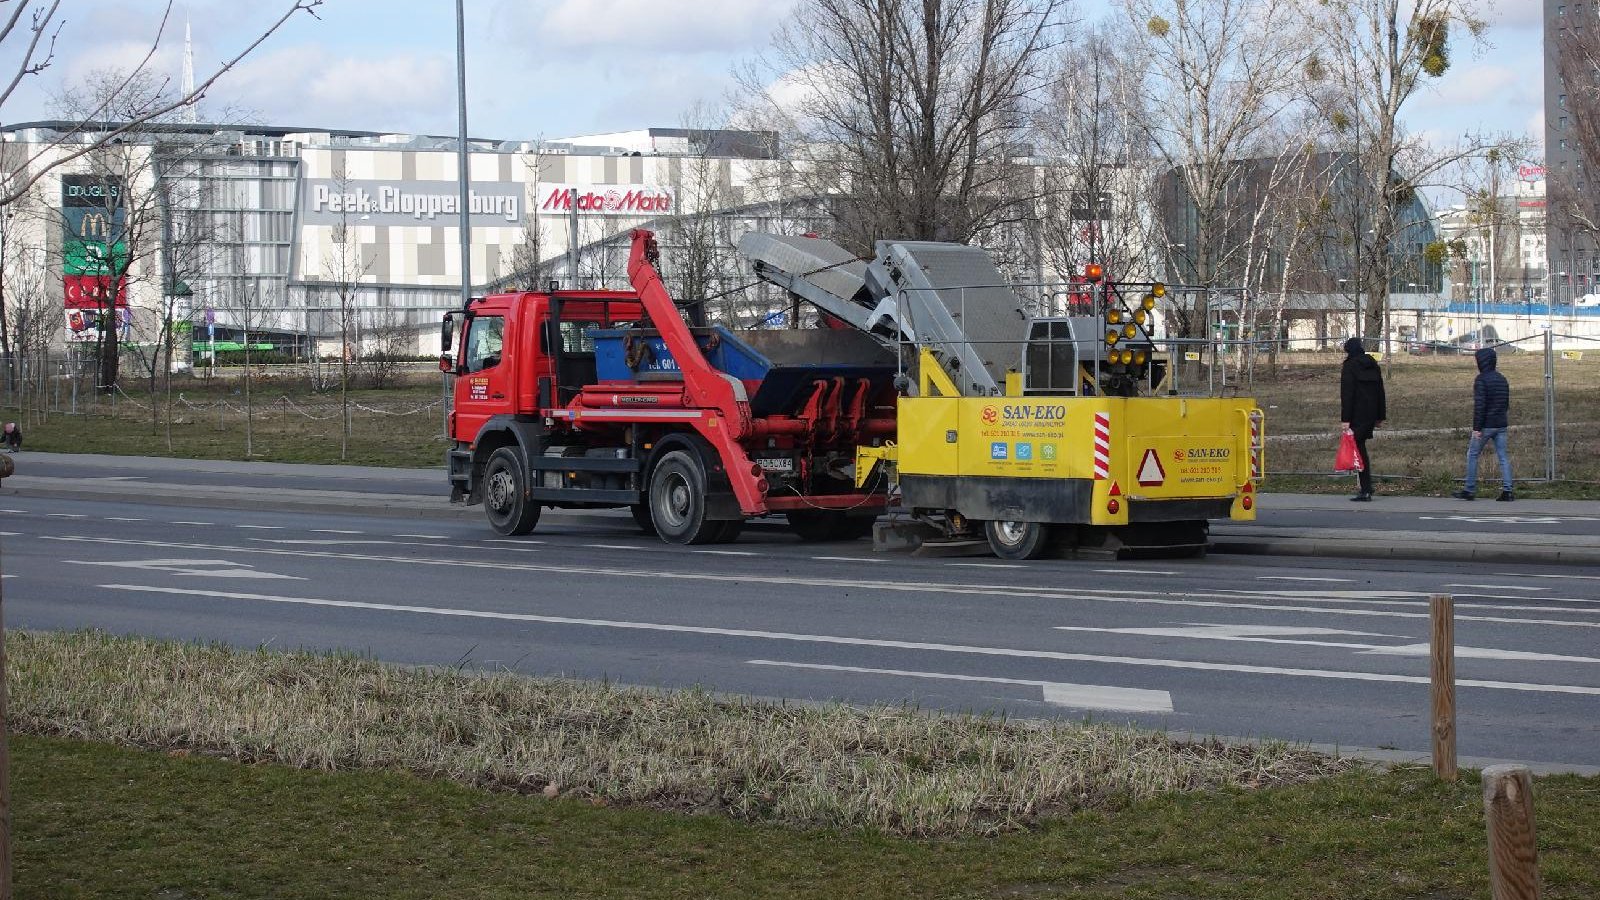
[443,230,896,543]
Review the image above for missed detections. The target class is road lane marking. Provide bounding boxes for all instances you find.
[948,563,1024,569]
[1358,643,1600,663]
[105,517,146,522]
[746,660,1175,713]
[693,549,760,556]
[42,534,1600,630]
[584,543,647,551]
[484,538,546,545]
[236,525,283,530]
[250,538,413,546]
[0,509,26,514]
[0,531,19,537]
[171,521,214,526]
[1444,584,1549,592]
[1056,625,1600,663]
[810,556,884,563]
[74,559,302,580]
[394,534,447,539]
[1256,576,1357,583]
[1094,568,1180,576]
[1419,515,1600,524]
[45,514,86,519]
[96,582,1600,697]
[1498,572,1600,581]
[312,529,363,535]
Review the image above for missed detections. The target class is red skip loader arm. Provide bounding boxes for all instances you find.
[626,229,768,515]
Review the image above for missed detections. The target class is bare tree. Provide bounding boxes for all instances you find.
[1034,24,1161,290]
[501,140,554,290]
[1124,0,1308,338]
[0,201,52,420]
[1304,0,1514,339]
[322,167,374,460]
[740,0,1067,253]
[0,0,323,207]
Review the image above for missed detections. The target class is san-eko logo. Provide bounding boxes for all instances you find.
[541,187,674,214]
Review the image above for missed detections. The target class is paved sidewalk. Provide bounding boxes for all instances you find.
[5,452,1600,565]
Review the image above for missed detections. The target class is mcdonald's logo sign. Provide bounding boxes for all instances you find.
[78,212,111,239]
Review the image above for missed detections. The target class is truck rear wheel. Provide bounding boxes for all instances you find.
[649,450,725,544]
[483,446,540,536]
[984,520,1054,560]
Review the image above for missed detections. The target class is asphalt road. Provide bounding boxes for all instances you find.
[5,487,1599,772]
[17,452,1600,539]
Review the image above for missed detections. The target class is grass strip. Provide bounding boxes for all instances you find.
[10,630,1350,838]
[15,736,1600,898]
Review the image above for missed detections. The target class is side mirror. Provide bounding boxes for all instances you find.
[438,354,454,374]
[440,313,455,353]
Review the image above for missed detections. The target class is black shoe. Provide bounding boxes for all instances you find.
[1452,490,1474,501]
[1496,491,1514,502]
[1350,492,1372,502]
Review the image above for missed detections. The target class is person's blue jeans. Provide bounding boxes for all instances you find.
[1465,427,1512,494]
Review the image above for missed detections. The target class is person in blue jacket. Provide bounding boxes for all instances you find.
[1453,346,1513,501]
[1339,337,1386,501]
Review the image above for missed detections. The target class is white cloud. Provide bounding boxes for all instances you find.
[511,0,796,55]
[219,45,455,131]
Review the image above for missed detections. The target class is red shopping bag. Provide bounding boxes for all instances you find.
[1334,429,1364,473]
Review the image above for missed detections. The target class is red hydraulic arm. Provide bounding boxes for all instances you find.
[626,228,767,515]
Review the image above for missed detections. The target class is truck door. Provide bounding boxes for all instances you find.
[454,313,514,443]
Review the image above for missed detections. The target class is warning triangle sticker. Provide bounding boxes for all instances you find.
[1136,448,1166,487]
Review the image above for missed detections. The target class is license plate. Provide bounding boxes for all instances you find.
[756,457,794,472]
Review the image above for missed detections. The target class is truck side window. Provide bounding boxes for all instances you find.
[463,316,504,373]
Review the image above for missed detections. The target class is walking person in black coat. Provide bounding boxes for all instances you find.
[1453,347,1514,501]
[1339,337,1386,501]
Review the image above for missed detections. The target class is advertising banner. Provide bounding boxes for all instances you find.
[60,174,128,341]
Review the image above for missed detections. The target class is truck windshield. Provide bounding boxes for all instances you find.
[463,316,504,372]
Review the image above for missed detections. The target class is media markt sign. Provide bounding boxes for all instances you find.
[538,183,675,216]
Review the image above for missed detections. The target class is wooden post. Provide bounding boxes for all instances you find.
[1483,764,1540,900]
[1430,593,1456,781]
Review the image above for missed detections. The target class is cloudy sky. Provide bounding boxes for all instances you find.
[0,0,1547,150]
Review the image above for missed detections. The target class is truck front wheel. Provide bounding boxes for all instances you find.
[984,520,1054,560]
[483,446,540,536]
[649,450,726,544]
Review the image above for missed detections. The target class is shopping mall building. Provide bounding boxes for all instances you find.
[0,121,807,358]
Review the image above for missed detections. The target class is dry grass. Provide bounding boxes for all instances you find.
[10,373,449,467]
[9,629,1353,837]
[1246,351,1600,495]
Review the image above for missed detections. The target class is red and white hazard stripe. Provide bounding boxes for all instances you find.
[1248,409,1264,479]
[1093,412,1111,480]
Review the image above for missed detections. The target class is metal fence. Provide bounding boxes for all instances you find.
[1201,331,1600,486]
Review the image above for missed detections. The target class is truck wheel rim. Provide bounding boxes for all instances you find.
[487,469,515,512]
[661,474,691,527]
[994,521,1029,546]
